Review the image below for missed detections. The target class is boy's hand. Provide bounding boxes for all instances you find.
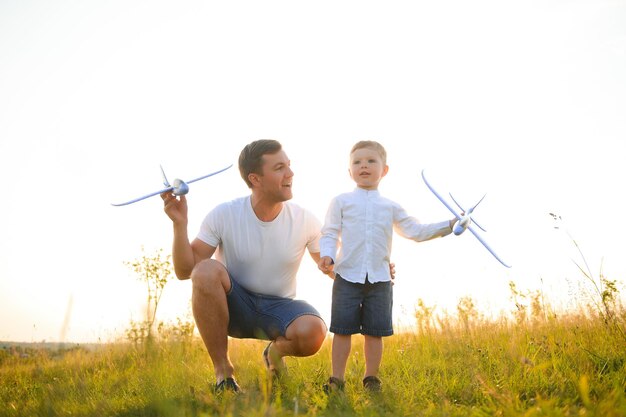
[318,256,335,277]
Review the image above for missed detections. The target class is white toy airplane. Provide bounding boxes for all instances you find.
[421,170,511,268]
[112,164,233,206]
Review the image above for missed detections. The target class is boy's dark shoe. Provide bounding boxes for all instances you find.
[363,376,382,392]
[323,376,345,394]
[215,377,240,393]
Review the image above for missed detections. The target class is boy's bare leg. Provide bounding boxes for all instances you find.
[269,315,327,369]
[363,335,383,378]
[330,334,352,380]
[191,259,234,382]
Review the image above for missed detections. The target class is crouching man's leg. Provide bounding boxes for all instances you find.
[191,259,235,385]
[267,315,327,370]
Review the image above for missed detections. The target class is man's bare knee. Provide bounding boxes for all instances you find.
[191,259,230,293]
[287,315,327,356]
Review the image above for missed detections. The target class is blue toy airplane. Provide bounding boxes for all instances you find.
[112,164,233,206]
[421,170,511,268]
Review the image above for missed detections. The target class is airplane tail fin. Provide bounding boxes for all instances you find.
[449,193,465,213]
[469,194,487,232]
[450,192,488,232]
[470,194,487,212]
[160,165,171,187]
[471,218,487,232]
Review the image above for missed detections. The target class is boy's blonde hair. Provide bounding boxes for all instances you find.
[350,140,387,165]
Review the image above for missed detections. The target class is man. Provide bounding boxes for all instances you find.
[161,139,328,392]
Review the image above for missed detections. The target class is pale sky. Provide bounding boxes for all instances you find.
[1,1,625,343]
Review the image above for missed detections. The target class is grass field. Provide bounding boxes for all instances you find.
[2,305,625,417]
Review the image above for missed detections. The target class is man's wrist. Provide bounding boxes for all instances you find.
[173,221,189,231]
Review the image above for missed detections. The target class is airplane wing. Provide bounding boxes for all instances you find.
[467,225,512,268]
[421,170,462,220]
[111,186,174,207]
[111,164,233,207]
[186,164,233,184]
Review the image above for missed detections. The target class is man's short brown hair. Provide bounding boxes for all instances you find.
[238,139,283,188]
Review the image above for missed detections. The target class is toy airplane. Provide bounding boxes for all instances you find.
[421,170,511,268]
[111,164,233,206]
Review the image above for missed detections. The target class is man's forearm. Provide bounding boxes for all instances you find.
[171,222,195,279]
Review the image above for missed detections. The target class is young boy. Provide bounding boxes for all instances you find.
[318,140,456,392]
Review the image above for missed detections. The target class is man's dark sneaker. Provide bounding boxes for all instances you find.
[262,341,286,376]
[323,376,345,394]
[363,375,382,392]
[215,377,240,393]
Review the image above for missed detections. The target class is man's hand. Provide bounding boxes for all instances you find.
[161,192,188,226]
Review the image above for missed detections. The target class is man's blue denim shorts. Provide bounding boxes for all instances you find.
[226,276,323,340]
[330,274,393,337]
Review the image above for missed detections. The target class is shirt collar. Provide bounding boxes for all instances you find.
[354,187,380,197]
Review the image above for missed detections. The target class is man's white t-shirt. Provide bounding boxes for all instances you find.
[197,196,321,298]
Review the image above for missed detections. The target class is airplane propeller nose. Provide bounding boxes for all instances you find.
[453,217,471,235]
[173,179,190,196]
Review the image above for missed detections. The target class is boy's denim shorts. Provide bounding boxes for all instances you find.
[330,274,393,337]
[226,276,323,340]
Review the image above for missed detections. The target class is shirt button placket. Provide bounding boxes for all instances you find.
[365,191,372,281]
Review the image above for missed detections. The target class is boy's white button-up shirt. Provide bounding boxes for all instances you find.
[320,187,452,284]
